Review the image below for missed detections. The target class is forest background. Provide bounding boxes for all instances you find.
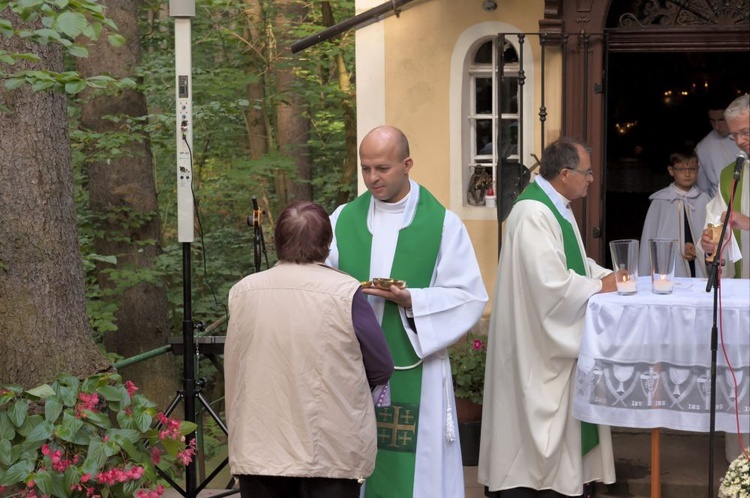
[0,0,358,459]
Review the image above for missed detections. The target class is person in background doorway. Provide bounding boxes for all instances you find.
[638,147,710,278]
[695,93,741,198]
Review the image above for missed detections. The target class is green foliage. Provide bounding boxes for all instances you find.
[0,0,135,94]
[0,373,197,497]
[449,334,487,404]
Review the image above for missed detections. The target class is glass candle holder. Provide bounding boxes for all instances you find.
[649,238,677,295]
[609,239,639,295]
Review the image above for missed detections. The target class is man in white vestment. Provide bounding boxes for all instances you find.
[479,138,617,498]
[695,94,741,198]
[327,125,488,498]
[699,94,750,462]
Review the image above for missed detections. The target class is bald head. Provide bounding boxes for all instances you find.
[360,125,411,161]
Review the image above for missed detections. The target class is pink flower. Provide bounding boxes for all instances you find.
[472,339,484,351]
[151,447,162,464]
[177,438,196,466]
[124,381,138,397]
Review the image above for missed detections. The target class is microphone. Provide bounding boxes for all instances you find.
[733,151,747,181]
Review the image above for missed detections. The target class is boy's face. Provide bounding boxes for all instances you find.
[668,159,698,190]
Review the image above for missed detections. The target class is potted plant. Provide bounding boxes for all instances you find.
[719,453,750,498]
[0,372,197,498]
[449,333,487,466]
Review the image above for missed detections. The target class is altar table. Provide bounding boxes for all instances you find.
[572,276,750,497]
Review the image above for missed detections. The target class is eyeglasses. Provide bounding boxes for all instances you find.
[729,129,750,142]
[564,167,594,178]
[670,167,698,173]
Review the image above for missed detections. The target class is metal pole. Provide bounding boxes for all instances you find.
[291,0,418,53]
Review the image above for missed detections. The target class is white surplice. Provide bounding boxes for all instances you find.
[478,176,615,497]
[638,183,710,278]
[328,179,488,498]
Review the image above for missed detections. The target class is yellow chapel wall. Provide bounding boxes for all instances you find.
[355,0,565,313]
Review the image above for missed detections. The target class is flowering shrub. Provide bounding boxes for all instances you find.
[720,453,750,498]
[449,333,487,405]
[0,373,197,498]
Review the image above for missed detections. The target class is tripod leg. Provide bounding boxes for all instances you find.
[197,391,229,435]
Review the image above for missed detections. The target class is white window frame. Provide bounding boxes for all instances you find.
[449,22,535,220]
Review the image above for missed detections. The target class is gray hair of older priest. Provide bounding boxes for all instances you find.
[539,138,592,180]
[725,94,750,120]
[274,201,332,264]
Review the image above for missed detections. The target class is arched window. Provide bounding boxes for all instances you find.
[449,24,534,220]
[466,39,520,207]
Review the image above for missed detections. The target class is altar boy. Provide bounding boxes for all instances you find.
[639,148,710,278]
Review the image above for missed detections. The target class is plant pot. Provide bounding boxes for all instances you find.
[455,397,482,422]
[458,420,482,466]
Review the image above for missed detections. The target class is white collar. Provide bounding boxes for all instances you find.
[535,175,575,224]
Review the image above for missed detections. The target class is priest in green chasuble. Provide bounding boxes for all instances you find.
[327,125,488,498]
[479,138,618,498]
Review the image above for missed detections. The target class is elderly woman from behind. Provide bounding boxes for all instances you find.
[224,200,394,498]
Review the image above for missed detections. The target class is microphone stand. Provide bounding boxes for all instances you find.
[246,195,269,273]
[704,171,741,498]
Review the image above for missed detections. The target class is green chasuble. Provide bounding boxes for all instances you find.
[335,186,445,498]
[719,165,744,277]
[516,181,600,455]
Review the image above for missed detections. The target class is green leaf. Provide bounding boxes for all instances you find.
[8,400,28,427]
[0,412,15,440]
[108,33,125,47]
[0,438,12,466]
[65,79,87,95]
[132,409,152,433]
[0,459,34,486]
[82,439,107,475]
[54,412,84,443]
[90,254,117,265]
[68,44,88,58]
[54,11,87,38]
[81,409,111,429]
[179,421,198,435]
[24,420,54,442]
[34,469,53,496]
[44,396,63,422]
[25,385,55,399]
[50,469,68,498]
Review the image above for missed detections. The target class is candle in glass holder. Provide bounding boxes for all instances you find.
[616,273,637,295]
[652,274,673,294]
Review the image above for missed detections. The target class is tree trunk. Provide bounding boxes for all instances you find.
[76,0,178,409]
[0,13,110,388]
[275,0,312,203]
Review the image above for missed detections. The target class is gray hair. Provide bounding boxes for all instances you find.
[539,138,591,179]
[725,94,749,120]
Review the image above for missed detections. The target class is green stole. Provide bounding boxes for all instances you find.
[335,186,445,498]
[516,181,600,455]
[719,165,744,277]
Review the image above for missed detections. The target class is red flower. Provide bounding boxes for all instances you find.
[472,339,484,351]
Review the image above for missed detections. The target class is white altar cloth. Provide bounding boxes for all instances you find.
[573,277,750,433]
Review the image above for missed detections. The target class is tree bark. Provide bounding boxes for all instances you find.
[275,0,313,203]
[76,0,178,408]
[0,13,110,388]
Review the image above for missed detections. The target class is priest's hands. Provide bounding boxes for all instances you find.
[599,272,617,293]
[362,285,413,309]
[683,242,696,261]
